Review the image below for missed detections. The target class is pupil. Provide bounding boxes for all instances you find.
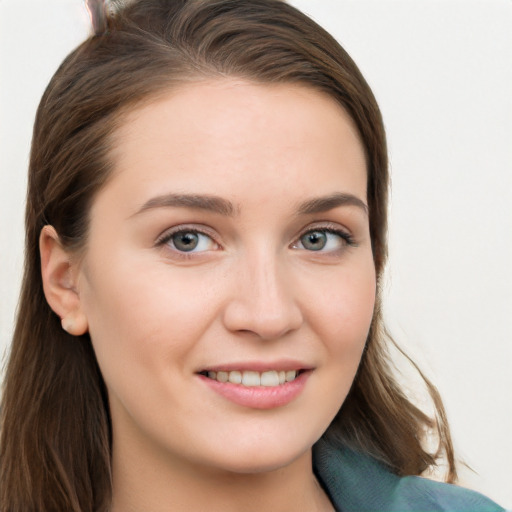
[173,232,198,252]
[302,231,326,251]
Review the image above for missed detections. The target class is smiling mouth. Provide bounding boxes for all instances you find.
[199,369,304,387]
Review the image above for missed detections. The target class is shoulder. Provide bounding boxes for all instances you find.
[388,474,503,512]
[313,438,505,512]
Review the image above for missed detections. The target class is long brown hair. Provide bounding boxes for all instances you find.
[0,1,455,510]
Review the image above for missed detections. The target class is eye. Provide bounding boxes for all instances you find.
[159,229,218,253]
[295,228,353,252]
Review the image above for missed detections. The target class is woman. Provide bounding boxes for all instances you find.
[0,0,504,510]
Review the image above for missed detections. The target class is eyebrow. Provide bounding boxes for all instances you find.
[297,193,368,216]
[133,191,367,217]
[134,193,237,217]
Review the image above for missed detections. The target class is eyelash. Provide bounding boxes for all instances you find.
[155,223,356,257]
[293,224,356,252]
[155,225,219,257]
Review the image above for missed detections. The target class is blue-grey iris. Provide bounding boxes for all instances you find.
[301,231,327,251]
[173,232,199,252]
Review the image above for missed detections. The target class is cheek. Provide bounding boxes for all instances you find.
[295,260,376,435]
[79,255,220,381]
[79,261,223,435]
[308,258,376,387]
[314,260,376,338]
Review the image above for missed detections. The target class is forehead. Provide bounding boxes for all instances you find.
[102,79,367,213]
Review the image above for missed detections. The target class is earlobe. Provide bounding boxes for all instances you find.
[60,315,88,336]
[39,225,89,336]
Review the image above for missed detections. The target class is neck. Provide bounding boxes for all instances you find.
[110,440,333,512]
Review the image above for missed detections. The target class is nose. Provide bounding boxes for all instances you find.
[222,252,303,340]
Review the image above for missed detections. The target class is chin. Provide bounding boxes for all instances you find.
[197,432,317,476]
[213,453,306,475]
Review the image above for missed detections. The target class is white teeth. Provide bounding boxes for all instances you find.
[285,370,297,382]
[205,369,299,387]
[217,371,228,383]
[242,371,260,386]
[260,370,279,387]
[228,370,242,384]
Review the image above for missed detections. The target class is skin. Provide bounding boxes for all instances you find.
[41,80,376,511]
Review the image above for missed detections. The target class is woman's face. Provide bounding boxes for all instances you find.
[75,80,375,474]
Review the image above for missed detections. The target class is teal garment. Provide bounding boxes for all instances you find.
[313,438,504,512]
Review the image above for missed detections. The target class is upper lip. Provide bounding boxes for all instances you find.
[198,360,313,373]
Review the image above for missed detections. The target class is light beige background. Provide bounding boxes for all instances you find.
[1,0,511,507]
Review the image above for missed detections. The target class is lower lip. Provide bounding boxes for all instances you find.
[198,371,310,409]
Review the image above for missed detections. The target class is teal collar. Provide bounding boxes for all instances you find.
[313,437,504,512]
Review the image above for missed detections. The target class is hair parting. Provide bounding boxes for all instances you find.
[85,0,108,36]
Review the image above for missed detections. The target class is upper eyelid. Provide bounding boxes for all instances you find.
[295,228,352,244]
[294,221,353,239]
[156,228,221,258]
[155,224,218,246]
[292,223,356,251]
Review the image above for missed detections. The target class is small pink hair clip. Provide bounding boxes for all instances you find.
[85,0,108,36]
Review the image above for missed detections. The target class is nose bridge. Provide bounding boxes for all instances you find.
[251,250,286,308]
[223,244,303,339]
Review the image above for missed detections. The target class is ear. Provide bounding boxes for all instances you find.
[40,225,89,336]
